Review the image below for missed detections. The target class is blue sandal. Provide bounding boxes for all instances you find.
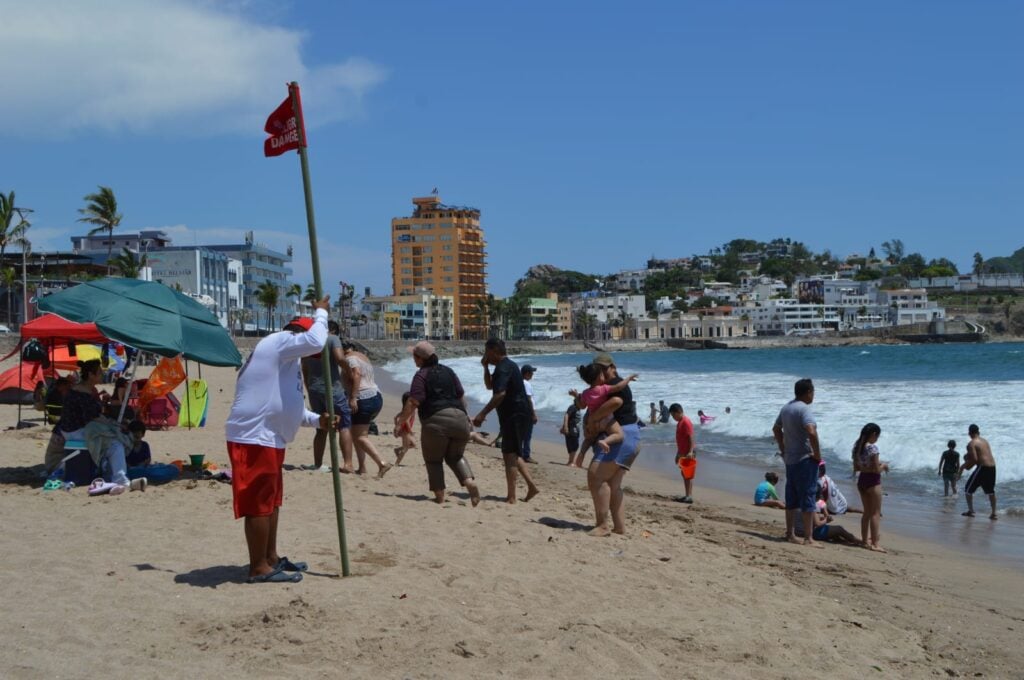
[276,556,308,572]
[247,567,302,584]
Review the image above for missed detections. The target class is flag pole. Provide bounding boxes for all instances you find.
[288,81,350,577]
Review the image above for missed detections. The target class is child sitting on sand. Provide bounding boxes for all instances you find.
[392,392,417,466]
[125,420,152,468]
[754,472,786,509]
[574,364,638,453]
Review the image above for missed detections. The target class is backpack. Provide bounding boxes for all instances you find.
[22,338,50,367]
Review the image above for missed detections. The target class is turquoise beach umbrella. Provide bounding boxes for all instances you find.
[37,278,242,367]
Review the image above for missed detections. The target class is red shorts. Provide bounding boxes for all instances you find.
[226,441,285,519]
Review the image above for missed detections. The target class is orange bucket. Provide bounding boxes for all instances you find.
[678,458,697,480]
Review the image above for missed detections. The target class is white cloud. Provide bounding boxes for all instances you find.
[0,0,387,137]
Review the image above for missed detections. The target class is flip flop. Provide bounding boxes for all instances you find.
[247,567,302,584]
[276,556,308,572]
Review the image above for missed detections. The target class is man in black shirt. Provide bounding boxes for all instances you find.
[472,339,540,504]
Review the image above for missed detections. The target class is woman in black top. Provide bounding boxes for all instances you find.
[59,360,105,437]
[394,341,480,505]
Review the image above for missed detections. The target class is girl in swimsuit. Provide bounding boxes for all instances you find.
[852,422,888,552]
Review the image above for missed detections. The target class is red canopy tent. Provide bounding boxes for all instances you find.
[19,314,107,345]
[3,314,109,426]
[0,362,60,405]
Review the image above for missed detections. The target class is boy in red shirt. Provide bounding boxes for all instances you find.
[670,403,696,503]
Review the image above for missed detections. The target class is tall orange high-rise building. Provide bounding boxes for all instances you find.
[391,195,487,338]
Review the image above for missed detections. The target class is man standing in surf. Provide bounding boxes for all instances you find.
[772,378,823,548]
[961,424,997,520]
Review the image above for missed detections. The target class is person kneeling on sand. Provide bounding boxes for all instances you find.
[793,504,861,546]
[754,472,786,509]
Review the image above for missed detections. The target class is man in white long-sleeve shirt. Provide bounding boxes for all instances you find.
[225,296,334,583]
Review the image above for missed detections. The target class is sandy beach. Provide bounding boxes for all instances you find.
[2,354,1023,679]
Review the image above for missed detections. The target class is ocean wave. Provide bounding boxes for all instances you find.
[383,350,1024,484]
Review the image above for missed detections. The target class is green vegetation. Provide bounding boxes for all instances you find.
[984,246,1024,275]
[513,265,600,298]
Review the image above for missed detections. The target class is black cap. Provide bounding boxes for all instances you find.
[521,364,537,374]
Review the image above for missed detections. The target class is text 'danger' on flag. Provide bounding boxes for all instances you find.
[264,97,301,157]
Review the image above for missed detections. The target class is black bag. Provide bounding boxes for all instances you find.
[22,338,50,367]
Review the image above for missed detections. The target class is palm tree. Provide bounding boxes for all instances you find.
[110,247,147,278]
[473,296,491,340]
[77,186,123,274]
[544,310,558,338]
[256,280,280,331]
[1,266,15,325]
[0,191,31,268]
[303,283,318,303]
[286,283,302,316]
[647,308,662,340]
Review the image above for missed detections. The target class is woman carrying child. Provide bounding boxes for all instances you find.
[852,422,888,552]
[577,352,642,537]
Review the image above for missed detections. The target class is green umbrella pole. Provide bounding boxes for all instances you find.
[289,81,349,577]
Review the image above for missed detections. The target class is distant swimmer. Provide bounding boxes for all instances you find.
[724,407,731,415]
[658,400,670,424]
[697,410,715,425]
[937,439,960,497]
[649,402,658,426]
[961,424,997,520]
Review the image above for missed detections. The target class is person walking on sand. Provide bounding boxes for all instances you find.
[938,439,960,497]
[225,297,336,584]
[772,378,823,548]
[583,352,642,536]
[852,422,888,552]
[300,320,356,473]
[472,339,539,504]
[961,424,997,520]
[393,341,480,506]
[520,365,538,464]
[670,403,696,503]
[341,341,392,479]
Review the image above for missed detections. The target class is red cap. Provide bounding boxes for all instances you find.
[286,317,314,331]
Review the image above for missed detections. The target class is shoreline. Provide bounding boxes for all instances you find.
[378,368,1024,570]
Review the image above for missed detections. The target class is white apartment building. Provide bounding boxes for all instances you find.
[878,289,946,325]
[613,268,664,293]
[571,294,646,325]
[635,311,754,340]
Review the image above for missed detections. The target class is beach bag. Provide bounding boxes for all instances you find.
[22,338,50,367]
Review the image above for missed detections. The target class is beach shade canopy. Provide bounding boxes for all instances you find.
[37,278,242,367]
[20,314,108,345]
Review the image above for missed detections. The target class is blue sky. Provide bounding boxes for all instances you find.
[2,0,1021,296]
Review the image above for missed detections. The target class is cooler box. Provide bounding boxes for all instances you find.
[63,441,99,486]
